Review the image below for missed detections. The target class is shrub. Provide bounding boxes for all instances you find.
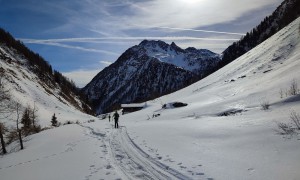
[277,123,295,135]
[290,111,300,130]
[279,88,284,98]
[289,79,298,96]
[261,100,270,110]
[63,120,74,125]
[277,111,300,135]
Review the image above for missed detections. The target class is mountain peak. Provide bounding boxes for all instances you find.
[139,39,167,47]
[170,42,184,53]
[170,42,177,47]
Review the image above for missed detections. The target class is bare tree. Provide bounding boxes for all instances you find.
[0,122,7,154]
[30,102,39,128]
[279,88,284,99]
[0,69,10,154]
[0,70,11,116]
[14,101,23,150]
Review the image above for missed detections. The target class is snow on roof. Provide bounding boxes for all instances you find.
[121,103,146,108]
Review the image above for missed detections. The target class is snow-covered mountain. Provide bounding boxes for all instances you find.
[83,40,220,114]
[0,31,94,126]
[2,16,300,180]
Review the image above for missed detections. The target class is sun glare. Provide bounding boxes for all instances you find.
[179,0,203,4]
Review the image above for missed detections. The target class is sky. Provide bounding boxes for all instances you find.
[0,0,283,87]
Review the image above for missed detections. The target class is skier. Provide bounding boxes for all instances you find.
[108,114,111,122]
[113,111,119,129]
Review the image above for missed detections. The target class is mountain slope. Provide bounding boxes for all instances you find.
[221,0,300,67]
[83,40,220,114]
[0,29,94,126]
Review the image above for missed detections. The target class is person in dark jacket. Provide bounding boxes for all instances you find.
[108,114,111,122]
[113,111,119,128]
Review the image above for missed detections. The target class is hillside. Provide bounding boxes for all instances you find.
[83,40,220,114]
[221,0,300,67]
[1,15,300,180]
[0,29,94,127]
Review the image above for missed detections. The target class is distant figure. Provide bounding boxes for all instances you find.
[108,114,111,122]
[113,111,119,129]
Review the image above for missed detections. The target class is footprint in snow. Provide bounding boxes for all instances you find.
[248,168,255,172]
[196,172,204,176]
[115,154,124,160]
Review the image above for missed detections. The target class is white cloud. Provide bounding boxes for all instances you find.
[63,69,101,88]
[121,0,281,29]
[100,61,113,66]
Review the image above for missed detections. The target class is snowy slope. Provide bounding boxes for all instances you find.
[0,45,95,127]
[1,16,300,180]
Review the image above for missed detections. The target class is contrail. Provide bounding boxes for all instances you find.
[20,36,239,43]
[22,41,119,55]
[156,26,246,36]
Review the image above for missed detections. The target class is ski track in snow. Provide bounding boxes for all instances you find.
[80,122,193,180]
[107,126,193,180]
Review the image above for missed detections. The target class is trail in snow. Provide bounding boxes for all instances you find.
[106,125,193,180]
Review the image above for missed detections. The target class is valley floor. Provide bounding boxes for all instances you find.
[0,119,205,180]
[1,102,300,180]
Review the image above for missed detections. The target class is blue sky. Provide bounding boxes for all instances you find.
[0,0,282,87]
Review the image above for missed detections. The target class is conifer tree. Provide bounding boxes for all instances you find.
[21,108,31,129]
[51,113,58,127]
